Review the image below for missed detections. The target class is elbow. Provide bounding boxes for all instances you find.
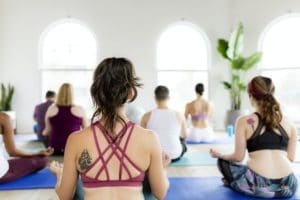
[234,157,244,162]
[288,156,295,162]
[42,130,48,136]
[7,149,18,157]
[154,180,169,200]
[56,189,72,200]
[233,154,244,162]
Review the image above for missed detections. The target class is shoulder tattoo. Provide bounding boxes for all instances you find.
[78,149,92,170]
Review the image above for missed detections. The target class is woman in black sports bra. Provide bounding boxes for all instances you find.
[210,76,298,198]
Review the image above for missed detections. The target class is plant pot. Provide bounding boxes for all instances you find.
[2,111,16,132]
[225,110,245,127]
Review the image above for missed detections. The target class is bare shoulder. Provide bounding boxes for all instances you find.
[71,105,85,117]
[236,113,258,126]
[47,104,58,116]
[186,101,193,107]
[142,111,152,119]
[0,112,9,121]
[140,111,152,126]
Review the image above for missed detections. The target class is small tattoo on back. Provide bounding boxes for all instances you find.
[78,149,92,170]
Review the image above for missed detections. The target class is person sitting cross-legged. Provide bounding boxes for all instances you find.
[210,76,298,199]
[0,112,53,183]
[141,85,187,163]
[49,58,169,200]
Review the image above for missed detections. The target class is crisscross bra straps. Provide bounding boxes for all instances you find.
[80,121,145,188]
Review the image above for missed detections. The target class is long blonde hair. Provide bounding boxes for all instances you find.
[56,83,74,106]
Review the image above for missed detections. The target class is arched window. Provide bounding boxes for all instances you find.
[259,14,300,123]
[157,22,210,111]
[40,20,97,117]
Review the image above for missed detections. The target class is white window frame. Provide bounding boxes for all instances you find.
[156,21,211,103]
[258,13,300,125]
[38,19,98,117]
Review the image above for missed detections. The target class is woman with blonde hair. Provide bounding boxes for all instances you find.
[210,76,298,198]
[43,83,87,155]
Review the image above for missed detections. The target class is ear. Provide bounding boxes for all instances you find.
[127,88,137,102]
[127,88,133,101]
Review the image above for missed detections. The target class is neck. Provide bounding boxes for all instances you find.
[117,106,127,119]
[46,98,54,102]
[156,101,168,109]
[100,106,128,125]
[196,95,202,100]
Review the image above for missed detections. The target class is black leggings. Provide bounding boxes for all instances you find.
[171,137,188,163]
[217,158,234,184]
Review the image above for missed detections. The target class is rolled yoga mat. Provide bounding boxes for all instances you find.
[0,168,56,190]
[166,176,300,200]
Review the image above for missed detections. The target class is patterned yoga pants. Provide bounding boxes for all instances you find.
[217,158,298,198]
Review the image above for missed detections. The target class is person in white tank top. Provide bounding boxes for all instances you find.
[0,136,8,178]
[141,86,187,162]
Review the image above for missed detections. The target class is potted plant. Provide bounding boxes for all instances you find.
[0,83,16,130]
[217,23,262,126]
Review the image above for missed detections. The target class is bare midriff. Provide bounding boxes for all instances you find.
[84,186,144,200]
[191,119,208,128]
[247,150,293,179]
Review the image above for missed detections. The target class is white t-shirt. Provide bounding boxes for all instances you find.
[0,136,8,178]
[147,108,182,159]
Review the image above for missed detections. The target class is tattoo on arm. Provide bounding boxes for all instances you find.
[78,149,92,170]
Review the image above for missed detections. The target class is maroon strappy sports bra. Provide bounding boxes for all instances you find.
[80,121,145,188]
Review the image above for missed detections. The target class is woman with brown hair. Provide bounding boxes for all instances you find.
[210,75,298,198]
[50,58,169,200]
[185,83,214,142]
[43,83,87,155]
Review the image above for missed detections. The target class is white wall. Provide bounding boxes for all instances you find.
[0,0,231,132]
[229,0,300,112]
[1,0,299,132]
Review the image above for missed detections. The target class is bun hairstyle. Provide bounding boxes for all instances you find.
[91,57,142,136]
[195,83,204,96]
[247,76,282,128]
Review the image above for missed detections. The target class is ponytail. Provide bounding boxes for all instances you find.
[248,76,283,129]
[257,94,282,128]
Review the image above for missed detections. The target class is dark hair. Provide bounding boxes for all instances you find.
[46,91,56,98]
[154,85,169,101]
[248,76,282,128]
[195,83,204,95]
[90,57,142,136]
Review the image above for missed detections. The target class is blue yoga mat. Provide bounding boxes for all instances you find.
[170,152,216,166]
[0,168,56,190]
[187,134,234,144]
[166,177,300,200]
